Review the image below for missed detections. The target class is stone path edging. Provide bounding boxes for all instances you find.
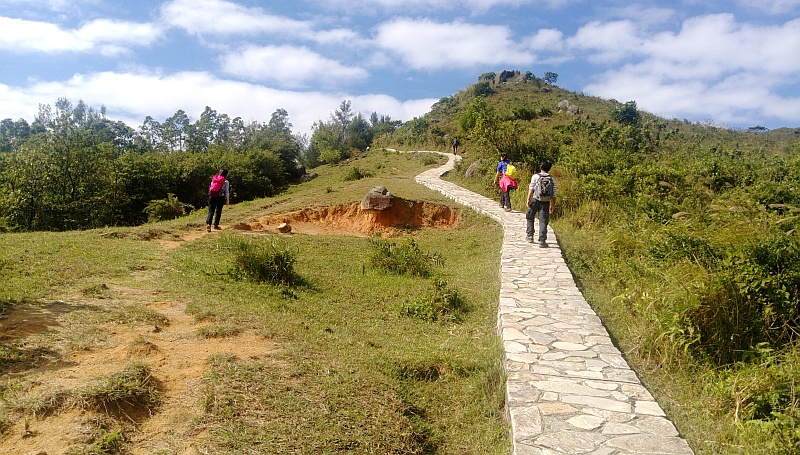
[413,152,694,455]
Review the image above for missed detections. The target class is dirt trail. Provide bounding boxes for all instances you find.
[0,199,459,453]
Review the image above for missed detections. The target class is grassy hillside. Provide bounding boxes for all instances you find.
[385,73,800,453]
[0,150,510,454]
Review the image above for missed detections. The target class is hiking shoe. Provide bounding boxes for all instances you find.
[206,225,211,232]
[214,225,222,230]
[504,207,512,212]
[526,236,533,243]
[538,241,548,248]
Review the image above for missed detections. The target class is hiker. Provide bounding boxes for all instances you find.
[493,153,516,211]
[526,160,557,247]
[206,168,230,232]
[452,137,460,155]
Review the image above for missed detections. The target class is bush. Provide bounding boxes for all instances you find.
[368,237,442,277]
[343,166,371,181]
[402,277,466,322]
[224,235,298,285]
[418,153,440,166]
[143,193,193,222]
[710,345,800,452]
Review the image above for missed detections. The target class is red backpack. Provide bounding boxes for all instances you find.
[208,174,226,197]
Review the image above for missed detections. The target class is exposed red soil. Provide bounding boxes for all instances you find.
[232,199,460,237]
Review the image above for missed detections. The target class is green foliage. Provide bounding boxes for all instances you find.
[342,166,371,181]
[418,153,440,166]
[368,237,442,277]
[473,81,494,97]
[709,345,800,452]
[143,193,193,222]
[612,101,641,125]
[305,100,398,167]
[422,72,800,451]
[223,234,298,285]
[512,105,538,121]
[0,99,305,231]
[402,277,467,322]
[89,430,125,454]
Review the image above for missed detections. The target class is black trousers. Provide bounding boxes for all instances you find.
[206,196,225,227]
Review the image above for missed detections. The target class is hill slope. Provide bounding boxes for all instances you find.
[0,151,510,454]
[384,72,800,453]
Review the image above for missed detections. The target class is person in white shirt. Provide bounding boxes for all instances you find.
[525,161,557,246]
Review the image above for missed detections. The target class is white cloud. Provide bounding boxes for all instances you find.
[0,17,89,51]
[607,5,677,26]
[585,67,800,127]
[306,0,568,15]
[0,16,162,54]
[644,15,800,76]
[525,28,564,51]
[580,15,800,127]
[737,0,800,14]
[568,20,643,63]
[160,0,359,45]
[161,0,312,36]
[221,45,368,88]
[374,18,534,70]
[0,70,435,135]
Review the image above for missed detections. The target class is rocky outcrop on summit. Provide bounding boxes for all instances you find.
[494,70,521,84]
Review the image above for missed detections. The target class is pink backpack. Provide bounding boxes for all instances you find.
[208,174,226,197]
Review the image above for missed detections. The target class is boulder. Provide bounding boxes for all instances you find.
[277,222,292,233]
[557,100,581,115]
[494,70,521,84]
[465,160,482,178]
[300,172,318,183]
[361,186,393,210]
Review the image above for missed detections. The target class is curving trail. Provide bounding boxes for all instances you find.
[414,152,694,455]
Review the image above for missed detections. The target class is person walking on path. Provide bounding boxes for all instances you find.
[206,168,230,232]
[452,137,460,155]
[494,153,517,211]
[526,161,557,246]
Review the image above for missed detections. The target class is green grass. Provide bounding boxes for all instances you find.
[0,150,510,454]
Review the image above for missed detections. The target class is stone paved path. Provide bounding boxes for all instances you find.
[414,152,694,455]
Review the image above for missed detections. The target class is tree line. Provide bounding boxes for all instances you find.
[0,98,400,232]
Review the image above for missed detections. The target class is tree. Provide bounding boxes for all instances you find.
[473,81,494,97]
[162,110,190,152]
[543,72,558,85]
[612,101,641,126]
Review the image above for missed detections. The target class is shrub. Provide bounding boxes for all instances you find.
[224,235,298,285]
[343,166,371,181]
[418,153,440,166]
[368,237,442,277]
[710,345,800,452]
[402,277,466,322]
[143,193,193,222]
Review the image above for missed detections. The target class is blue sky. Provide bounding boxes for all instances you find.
[1,0,799,135]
